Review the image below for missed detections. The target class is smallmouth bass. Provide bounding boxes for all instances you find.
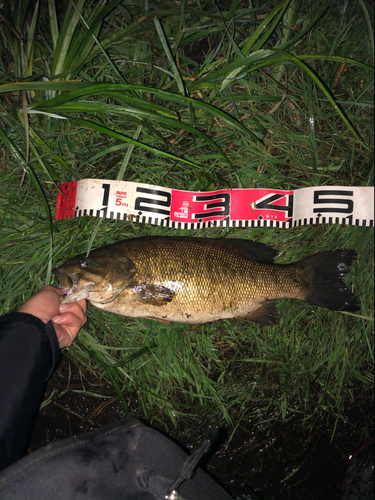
[53,237,358,325]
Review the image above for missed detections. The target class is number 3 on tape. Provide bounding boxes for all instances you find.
[55,179,374,230]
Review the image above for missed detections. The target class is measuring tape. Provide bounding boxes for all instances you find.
[55,180,374,229]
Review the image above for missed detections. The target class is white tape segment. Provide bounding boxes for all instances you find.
[55,180,374,229]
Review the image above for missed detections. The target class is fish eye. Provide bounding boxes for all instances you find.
[79,260,88,268]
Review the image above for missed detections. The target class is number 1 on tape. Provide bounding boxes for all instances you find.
[55,179,374,229]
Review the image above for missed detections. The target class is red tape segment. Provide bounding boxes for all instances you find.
[55,181,78,219]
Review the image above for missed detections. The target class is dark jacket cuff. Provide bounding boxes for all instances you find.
[0,312,61,380]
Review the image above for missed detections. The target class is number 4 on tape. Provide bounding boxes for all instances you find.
[55,179,374,230]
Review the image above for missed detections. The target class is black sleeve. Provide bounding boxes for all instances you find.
[0,312,61,471]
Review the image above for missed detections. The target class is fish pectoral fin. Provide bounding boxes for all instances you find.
[133,284,175,306]
[237,300,278,326]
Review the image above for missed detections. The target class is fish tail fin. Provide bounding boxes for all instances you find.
[299,249,358,312]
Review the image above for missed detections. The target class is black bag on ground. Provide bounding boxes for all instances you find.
[0,418,233,500]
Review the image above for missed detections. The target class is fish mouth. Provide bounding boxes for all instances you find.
[52,268,77,295]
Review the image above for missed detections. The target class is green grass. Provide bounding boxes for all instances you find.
[0,0,373,440]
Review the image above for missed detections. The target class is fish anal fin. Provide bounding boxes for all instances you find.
[237,301,278,326]
[144,317,172,324]
[133,284,175,306]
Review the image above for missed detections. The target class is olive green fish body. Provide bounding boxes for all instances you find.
[53,237,358,325]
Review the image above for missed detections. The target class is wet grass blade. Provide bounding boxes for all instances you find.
[220,0,291,91]
[67,116,201,168]
[277,50,363,143]
[358,0,374,67]
[33,100,234,166]
[47,0,59,50]
[66,0,126,84]
[154,17,186,95]
[116,124,143,180]
[31,83,262,143]
[0,126,53,283]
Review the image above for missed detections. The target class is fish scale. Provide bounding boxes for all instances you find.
[53,237,358,325]
[122,239,275,320]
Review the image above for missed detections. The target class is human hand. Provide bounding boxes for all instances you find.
[18,286,87,348]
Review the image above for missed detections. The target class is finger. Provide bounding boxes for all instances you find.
[59,302,87,323]
[53,324,77,348]
[76,298,87,313]
[41,285,64,296]
[53,311,86,329]
[61,300,87,316]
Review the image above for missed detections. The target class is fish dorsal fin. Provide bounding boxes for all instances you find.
[238,300,278,325]
[217,239,277,263]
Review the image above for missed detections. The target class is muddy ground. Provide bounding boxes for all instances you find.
[30,356,374,500]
